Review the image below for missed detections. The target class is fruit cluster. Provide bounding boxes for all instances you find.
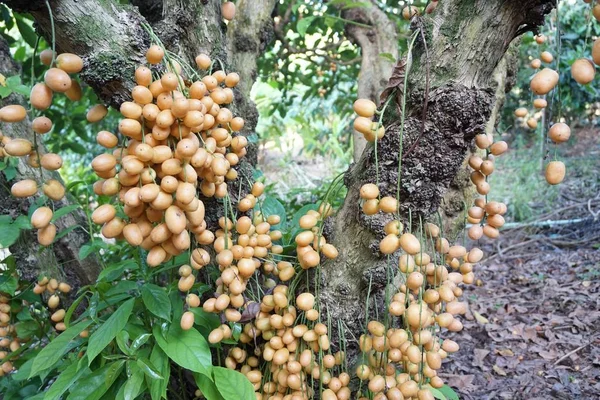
[0,50,82,245]
[90,44,248,267]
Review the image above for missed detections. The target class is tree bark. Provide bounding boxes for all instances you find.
[343,1,398,161]
[0,37,101,290]
[322,0,555,368]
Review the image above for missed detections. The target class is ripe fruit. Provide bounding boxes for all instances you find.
[38,223,57,246]
[540,51,553,63]
[545,161,566,185]
[514,107,528,118]
[548,123,570,143]
[146,45,164,64]
[222,1,236,20]
[533,98,547,109]
[530,68,559,95]
[353,98,377,117]
[571,58,595,85]
[87,104,108,122]
[32,116,53,134]
[530,59,541,69]
[40,49,54,66]
[43,179,65,200]
[0,105,27,122]
[11,179,37,197]
[44,68,72,92]
[4,138,32,156]
[593,38,600,65]
[30,83,53,110]
[402,5,419,20]
[180,311,195,330]
[41,153,63,170]
[56,53,83,73]
[31,207,53,229]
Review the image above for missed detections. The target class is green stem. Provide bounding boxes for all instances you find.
[44,0,56,67]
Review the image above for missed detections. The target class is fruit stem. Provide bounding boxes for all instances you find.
[44,0,56,67]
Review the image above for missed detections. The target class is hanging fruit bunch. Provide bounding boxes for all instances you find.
[0,49,83,246]
[90,44,248,267]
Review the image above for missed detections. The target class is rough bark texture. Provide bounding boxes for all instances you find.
[2,0,276,284]
[343,1,398,161]
[322,0,555,369]
[0,37,101,290]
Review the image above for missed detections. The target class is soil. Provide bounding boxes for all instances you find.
[444,128,600,400]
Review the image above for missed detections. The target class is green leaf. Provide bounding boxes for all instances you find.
[131,333,151,351]
[152,323,212,376]
[30,320,93,378]
[44,362,91,400]
[51,205,80,222]
[261,196,287,231]
[0,220,21,248]
[0,274,18,295]
[67,361,124,400]
[297,16,317,36]
[121,362,145,400]
[195,373,224,400]
[115,330,131,356]
[141,284,171,321]
[97,259,136,282]
[147,345,169,400]
[14,320,38,339]
[137,357,163,380]
[13,214,31,230]
[87,298,135,364]
[437,385,460,400]
[64,291,88,328]
[213,367,255,400]
[379,52,396,63]
[14,14,37,48]
[189,308,221,332]
[3,165,17,181]
[54,225,81,242]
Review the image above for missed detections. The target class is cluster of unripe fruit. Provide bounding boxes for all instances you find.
[90,44,248,267]
[0,50,83,245]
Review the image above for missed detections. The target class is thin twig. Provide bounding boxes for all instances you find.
[553,339,596,366]
[404,18,430,158]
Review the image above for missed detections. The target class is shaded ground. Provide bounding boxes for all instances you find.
[444,128,600,400]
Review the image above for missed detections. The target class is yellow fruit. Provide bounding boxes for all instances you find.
[0,104,27,122]
[38,223,57,246]
[56,53,83,73]
[180,311,195,330]
[4,138,32,156]
[296,293,315,311]
[30,83,53,110]
[540,51,553,63]
[545,161,565,185]
[222,2,236,20]
[87,104,108,123]
[92,204,116,224]
[530,59,541,69]
[44,68,72,92]
[353,98,377,117]
[11,179,37,197]
[359,183,379,199]
[514,107,528,118]
[39,49,54,66]
[548,122,570,143]
[43,179,65,200]
[530,68,559,95]
[399,233,420,255]
[402,5,419,20]
[593,38,600,65]
[32,116,53,134]
[571,58,595,85]
[41,153,63,170]
[146,45,164,64]
[65,80,82,101]
[31,206,53,229]
[533,98,547,109]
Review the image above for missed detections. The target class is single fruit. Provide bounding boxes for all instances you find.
[56,53,83,73]
[0,105,27,122]
[44,68,72,92]
[222,1,236,20]
[571,58,595,85]
[548,122,570,143]
[530,68,559,95]
[545,161,565,185]
[30,83,53,110]
[87,104,108,122]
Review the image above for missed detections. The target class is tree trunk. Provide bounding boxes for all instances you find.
[0,37,101,290]
[342,1,398,161]
[322,0,555,368]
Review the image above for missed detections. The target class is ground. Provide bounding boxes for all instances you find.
[445,128,600,400]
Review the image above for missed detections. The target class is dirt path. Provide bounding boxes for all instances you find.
[445,219,600,400]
